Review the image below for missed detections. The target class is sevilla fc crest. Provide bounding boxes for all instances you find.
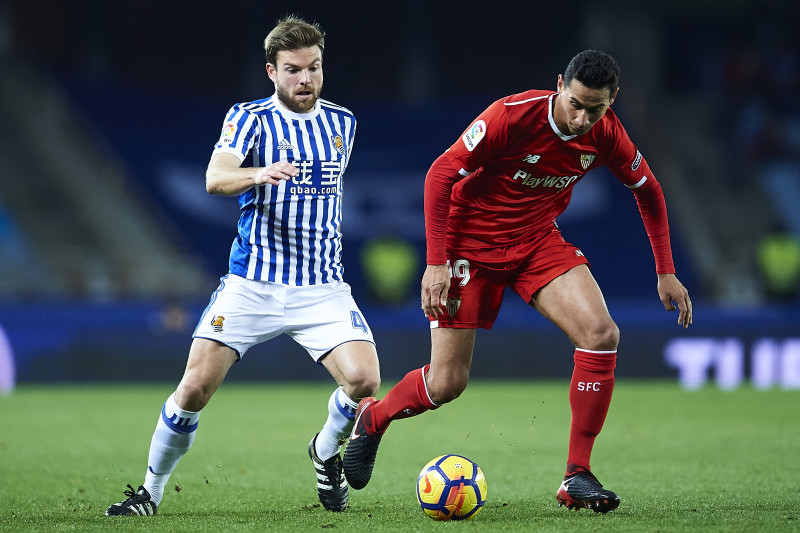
[446,297,461,317]
[580,154,596,170]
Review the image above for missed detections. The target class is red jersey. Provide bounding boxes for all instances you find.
[427,89,674,274]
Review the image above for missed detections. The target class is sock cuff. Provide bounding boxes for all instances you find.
[574,348,617,373]
[419,364,440,409]
[333,386,358,420]
[161,393,200,434]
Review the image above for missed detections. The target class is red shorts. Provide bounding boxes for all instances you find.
[431,226,590,329]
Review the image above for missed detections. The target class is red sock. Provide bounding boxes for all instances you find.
[566,348,616,476]
[369,365,438,434]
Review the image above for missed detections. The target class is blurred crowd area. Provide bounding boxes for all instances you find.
[0,0,798,307]
[664,2,800,304]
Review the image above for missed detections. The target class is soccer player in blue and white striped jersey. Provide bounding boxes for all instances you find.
[106,16,380,516]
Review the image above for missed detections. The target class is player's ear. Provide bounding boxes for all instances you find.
[266,63,277,83]
[556,74,565,92]
[608,86,619,105]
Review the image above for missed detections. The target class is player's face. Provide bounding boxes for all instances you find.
[267,47,323,113]
[554,75,618,136]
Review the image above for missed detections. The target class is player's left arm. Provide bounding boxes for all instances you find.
[604,115,692,328]
[657,272,692,328]
[628,172,692,328]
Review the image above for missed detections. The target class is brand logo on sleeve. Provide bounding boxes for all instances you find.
[221,123,235,144]
[462,120,486,152]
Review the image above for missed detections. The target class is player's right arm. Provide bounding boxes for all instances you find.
[422,101,508,318]
[205,153,298,197]
[421,154,462,319]
[421,264,451,319]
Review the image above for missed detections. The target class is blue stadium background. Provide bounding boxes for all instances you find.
[0,0,798,390]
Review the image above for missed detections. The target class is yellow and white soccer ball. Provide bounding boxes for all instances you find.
[416,454,487,521]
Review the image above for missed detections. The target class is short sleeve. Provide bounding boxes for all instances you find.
[213,104,261,163]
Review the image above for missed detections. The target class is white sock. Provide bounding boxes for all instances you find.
[142,393,200,506]
[315,387,358,461]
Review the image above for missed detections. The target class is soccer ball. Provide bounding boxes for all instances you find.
[416,454,487,521]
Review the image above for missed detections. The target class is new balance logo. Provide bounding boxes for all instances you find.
[276,138,293,151]
[522,154,541,164]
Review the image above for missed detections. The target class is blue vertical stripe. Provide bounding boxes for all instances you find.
[262,111,283,281]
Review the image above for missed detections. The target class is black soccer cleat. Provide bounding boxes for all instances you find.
[308,433,349,511]
[343,397,382,490]
[556,471,620,513]
[105,484,158,516]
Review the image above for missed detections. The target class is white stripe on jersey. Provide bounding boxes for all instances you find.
[213,94,356,286]
[504,94,549,106]
[626,176,648,189]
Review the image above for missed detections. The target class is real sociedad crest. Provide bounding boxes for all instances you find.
[580,154,596,170]
[331,134,346,155]
[210,315,225,332]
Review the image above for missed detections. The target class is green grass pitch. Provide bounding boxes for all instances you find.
[1,380,798,532]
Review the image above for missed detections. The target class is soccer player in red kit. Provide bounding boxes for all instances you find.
[344,50,692,513]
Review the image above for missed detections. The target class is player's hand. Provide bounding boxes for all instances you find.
[421,264,451,319]
[657,273,692,328]
[252,162,298,186]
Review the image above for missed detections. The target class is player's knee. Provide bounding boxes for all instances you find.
[175,381,214,412]
[342,371,380,400]
[428,373,468,405]
[584,320,620,351]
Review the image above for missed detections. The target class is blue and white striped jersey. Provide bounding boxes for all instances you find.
[213,94,356,285]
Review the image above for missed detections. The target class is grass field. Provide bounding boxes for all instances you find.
[1,380,798,532]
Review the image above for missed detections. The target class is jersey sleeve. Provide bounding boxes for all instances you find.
[342,115,357,172]
[601,116,675,274]
[443,99,508,176]
[213,104,261,163]
[424,154,461,265]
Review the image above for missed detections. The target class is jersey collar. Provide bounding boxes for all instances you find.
[548,93,576,141]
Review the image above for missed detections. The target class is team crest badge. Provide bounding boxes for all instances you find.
[580,154,596,170]
[331,134,346,155]
[210,315,225,333]
[446,297,462,317]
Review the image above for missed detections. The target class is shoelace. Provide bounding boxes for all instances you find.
[120,484,145,503]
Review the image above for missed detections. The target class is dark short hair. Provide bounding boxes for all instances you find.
[264,15,325,65]
[564,50,620,96]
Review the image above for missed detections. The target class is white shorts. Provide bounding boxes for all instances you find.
[193,274,375,361]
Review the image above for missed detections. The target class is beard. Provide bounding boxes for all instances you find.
[276,84,321,113]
